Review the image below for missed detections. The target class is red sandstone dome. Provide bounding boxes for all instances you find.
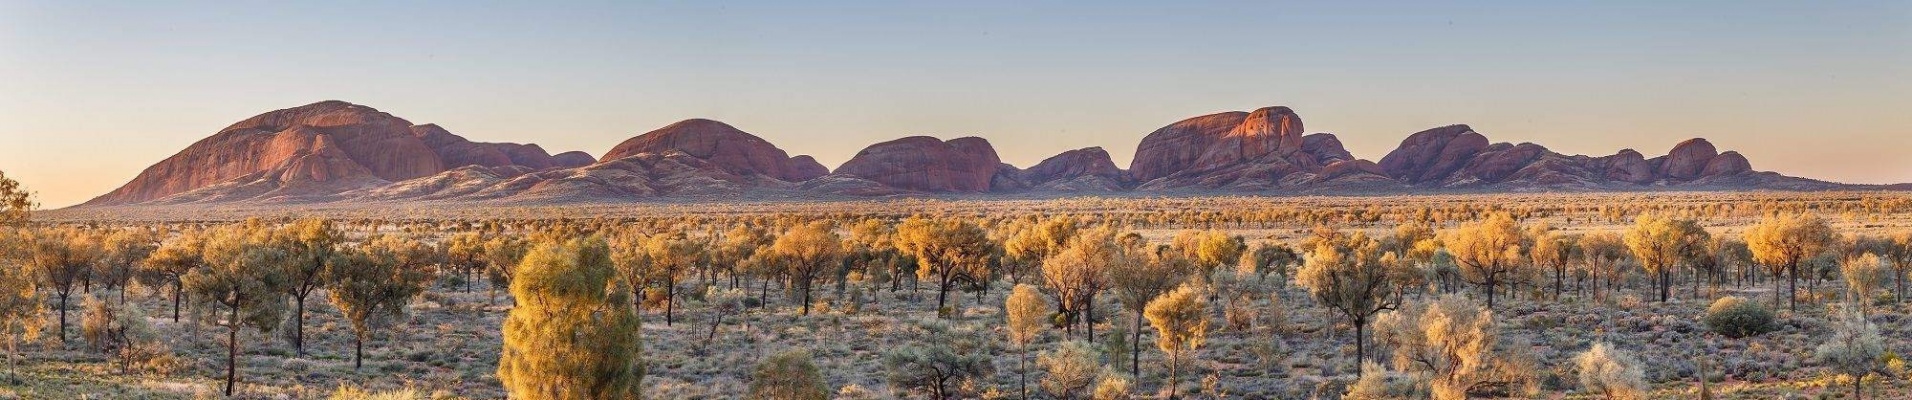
[833,136,1003,193]
[602,119,828,182]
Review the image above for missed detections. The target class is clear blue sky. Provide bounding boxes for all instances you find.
[2,1,1907,207]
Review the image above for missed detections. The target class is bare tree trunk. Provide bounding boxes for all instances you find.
[294,297,306,357]
[1131,310,1144,377]
[171,280,183,322]
[225,299,240,397]
[56,293,69,344]
[354,332,364,370]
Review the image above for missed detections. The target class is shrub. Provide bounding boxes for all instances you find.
[1573,342,1646,400]
[1814,308,1884,400]
[327,385,422,400]
[1344,362,1422,400]
[748,350,828,400]
[883,338,993,400]
[1037,341,1101,399]
[1090,374,1133,400]
[1702,296,1775,338]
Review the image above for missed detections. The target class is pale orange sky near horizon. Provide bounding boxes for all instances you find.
[2,1,1908,208]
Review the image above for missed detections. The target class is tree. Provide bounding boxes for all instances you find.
[442,232,489,293]
[1295,230,1395,371]
[1885,231,1912,302]
[1145,284,1208,399]
[1108,247,1193,377]
[1038,341,1103,400]
[0,170,33,227]
[701,286,747,348]
[1042,227,1117,341]
[1704,237,1752,297]
[324,235,432,369]
[715,225,770,290]
[482,236,529,306]
[0,232,42,383]
[1004,217,1078,285]
[1623,215,1709,303]
[1529,230,1575,301]
[1171,229,1245,277]
[884,334,993,400]
[186,220,292,396]
[1443,213,1526,310]
[1576,232,1626,301]
[497,236,645,400]
[1004,284,1049,400]
[1372,295,1533,400]
[642,230,705,324]
[273,217,343,358]
[894,217,996,318]
[79,294,167,375]
[1573,342,1646,400]
[748,349,829,400]
[1840,253,1889,315]
[1815,308,1884,400]
[1745,212,1835,311]
[772,221,841,316]
[23,227,99,344]
[97,229,156,305]
[1238,242,1300,282]
[142,228,205,322]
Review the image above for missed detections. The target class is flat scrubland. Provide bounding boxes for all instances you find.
[8,191,1912,399]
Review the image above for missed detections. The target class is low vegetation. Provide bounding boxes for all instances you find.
[4,172,1912,398]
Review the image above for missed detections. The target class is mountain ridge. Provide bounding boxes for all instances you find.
[76,100,1879,208]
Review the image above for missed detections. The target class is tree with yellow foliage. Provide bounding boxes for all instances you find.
[895,217,996,318]
[498,235,645,400]
[1623,215,1709,303]
[1043,227,1117,341]
[1745,212,1834,311]
[187,220,292,396]
[0,230,42,384]
[324,235,433,369]
[1296,230,1395,370]
[773,221,842,316]
[1443,213,1526,310]
[1004,284,1050,399]
[1145,284,1209,399]
[23,227,100,344]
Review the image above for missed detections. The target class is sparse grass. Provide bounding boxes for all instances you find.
[12,193,1912,399]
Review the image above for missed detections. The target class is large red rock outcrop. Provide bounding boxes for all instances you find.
[1377,125,1491,184]
[84,101,603,205]
[1379,124,1767,189]
[1657,138,1719,180]
[1703,151,1752,176]
[834,136,1003,192]
[84,101,446,205]
[1021,147,1125,184]
[1007,147,1130,191]
[1130,106,1306,182]
[601,119,826,182]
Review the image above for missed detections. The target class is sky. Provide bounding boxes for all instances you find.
[1,1,1908,208]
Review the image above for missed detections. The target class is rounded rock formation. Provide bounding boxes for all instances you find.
[602,119,824,182]
[834,136,1003,192]
[1129,106,1305,182]
[1702,151,1752,176]
[1658,138,1720,180]
[1020,147,1127,186]
[1377,124,1490,184]
[85,100,446,205]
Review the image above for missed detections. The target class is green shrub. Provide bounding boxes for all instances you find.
[1702,296,1774,338]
